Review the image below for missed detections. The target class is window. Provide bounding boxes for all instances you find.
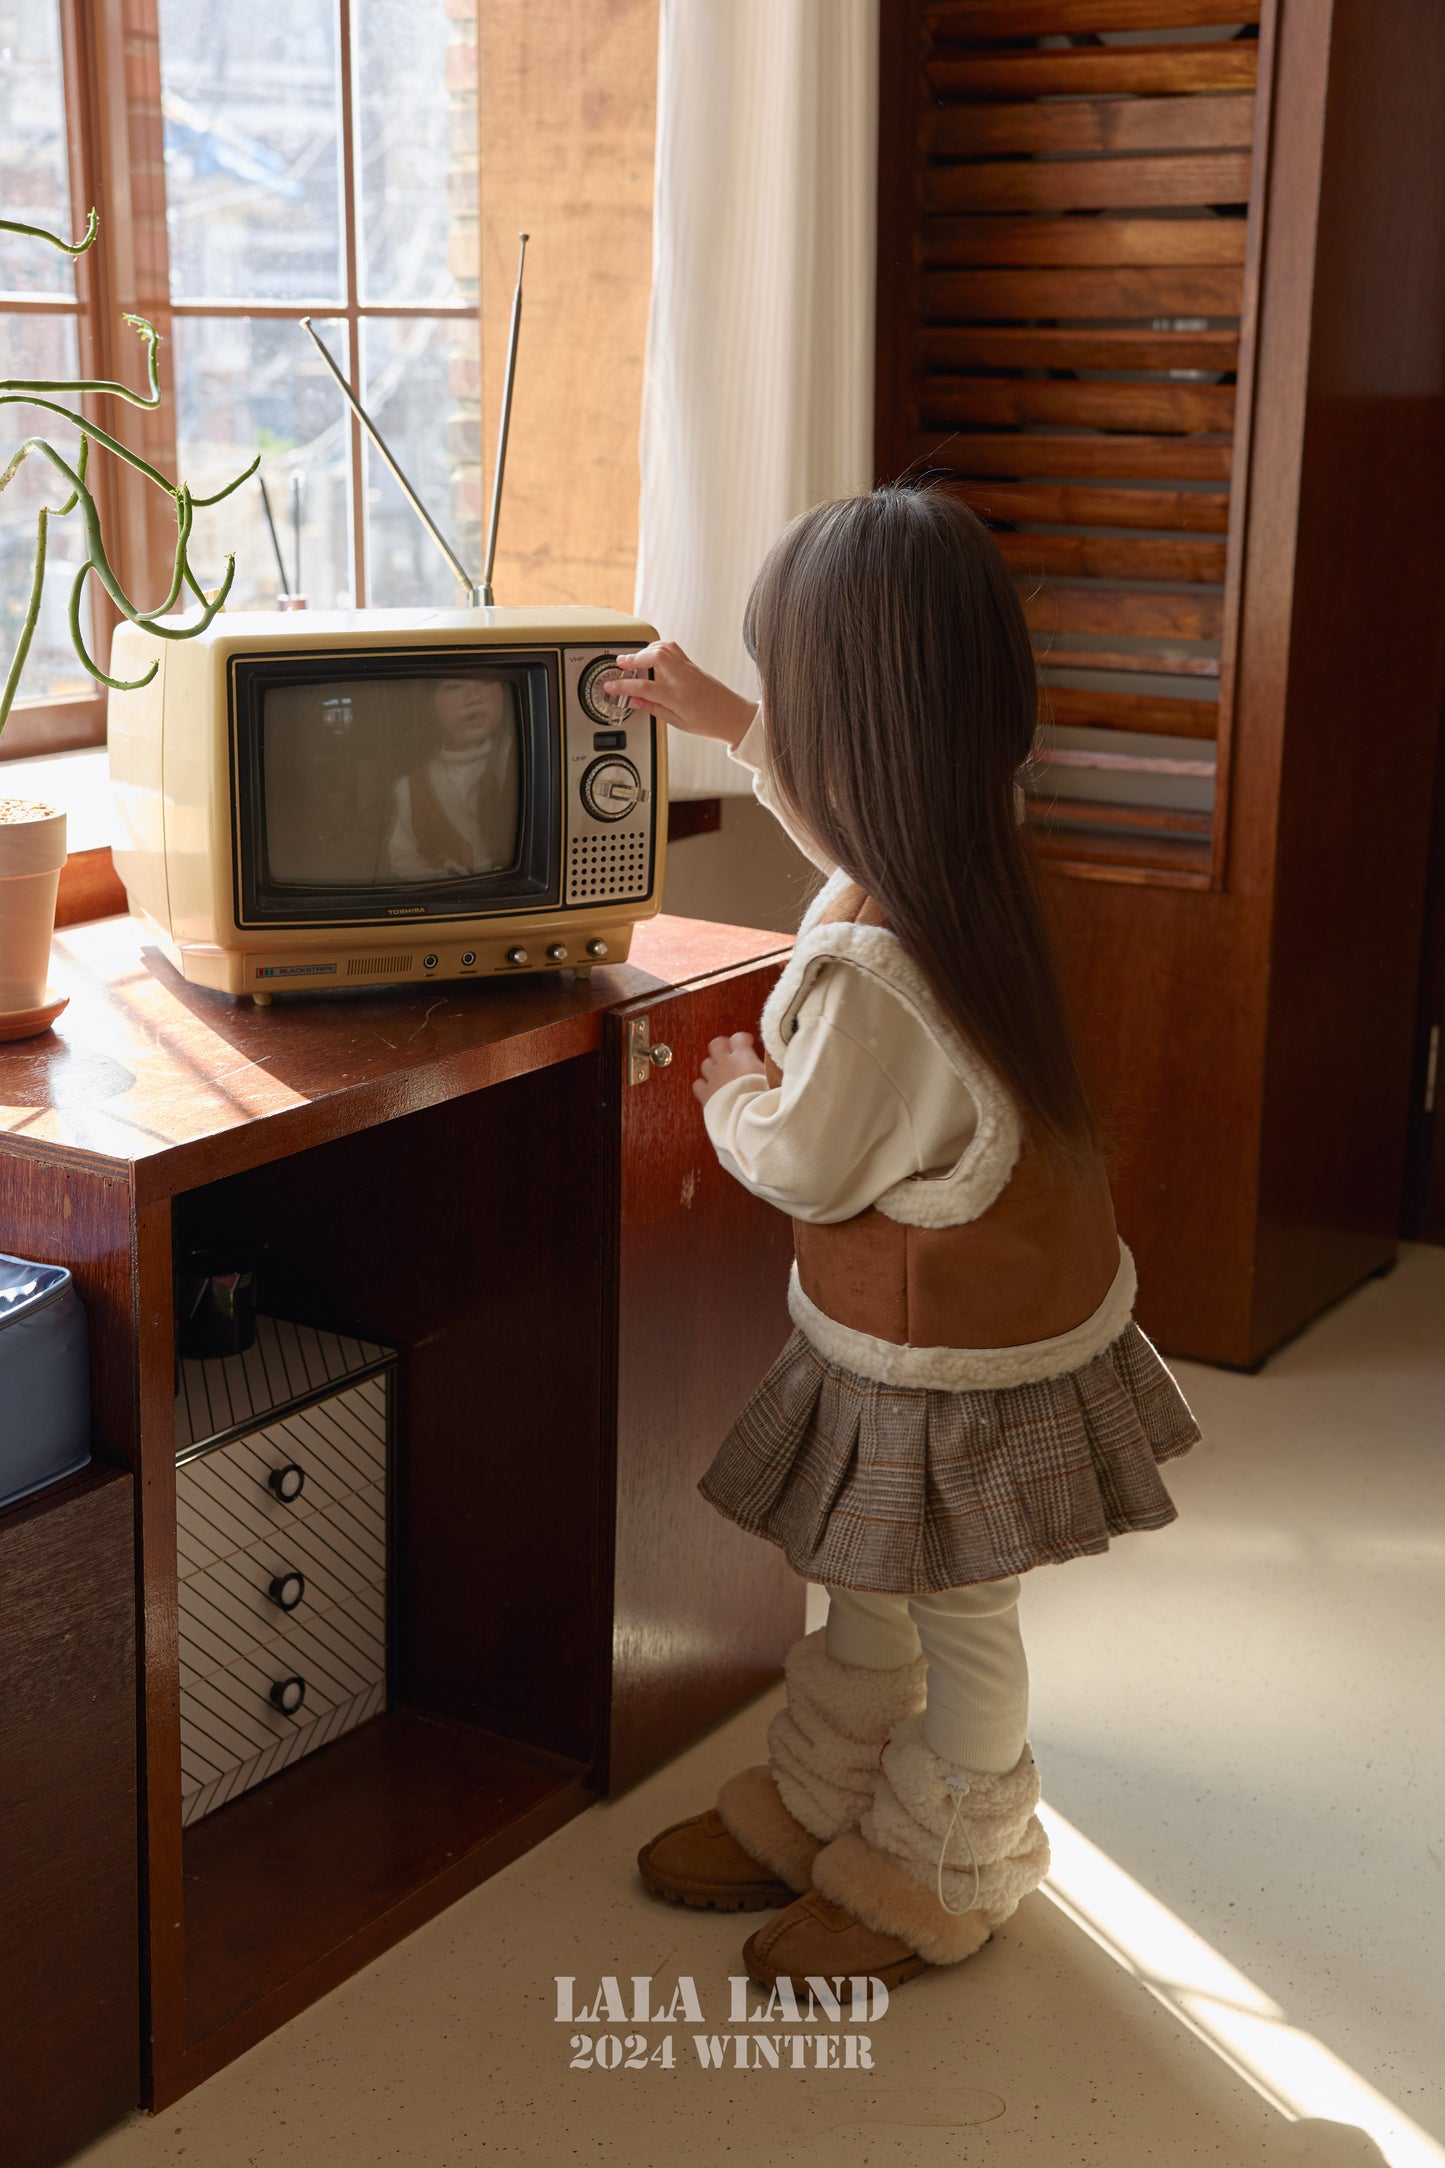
[0,1,102,748]
[0,0,479,759]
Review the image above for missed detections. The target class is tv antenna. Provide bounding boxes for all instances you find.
[302,231,528,609]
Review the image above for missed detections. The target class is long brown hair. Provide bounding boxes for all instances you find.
[744,484,1098,1157]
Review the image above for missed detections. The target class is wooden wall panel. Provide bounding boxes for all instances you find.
[476,0,658,612]
[1250,0,1445,1346]
[878,2,1445,1362]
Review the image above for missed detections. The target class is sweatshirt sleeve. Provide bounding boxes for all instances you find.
[701,960,978,1224]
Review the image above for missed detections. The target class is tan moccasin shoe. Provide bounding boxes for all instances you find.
[638,1809,798,1911]
[742,1891,932,1992]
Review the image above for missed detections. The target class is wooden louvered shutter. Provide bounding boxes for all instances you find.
[884,0,1270,884]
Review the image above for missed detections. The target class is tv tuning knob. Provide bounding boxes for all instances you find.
[578,654,633,725]
[581,756,642,823]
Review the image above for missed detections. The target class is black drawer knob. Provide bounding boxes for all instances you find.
[268,1464,305,1503]
[269,1675,306,1716]
[268,1570,306,1612]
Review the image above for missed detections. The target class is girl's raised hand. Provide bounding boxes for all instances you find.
[602,641,757,748]
[693,1031,767,1107]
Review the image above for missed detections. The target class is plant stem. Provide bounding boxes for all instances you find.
[0,505,51,733]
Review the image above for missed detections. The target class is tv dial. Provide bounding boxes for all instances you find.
[581,756,642,823]
[578,654,633,726]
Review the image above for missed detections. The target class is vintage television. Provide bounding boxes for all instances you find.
[107,607,664,1002]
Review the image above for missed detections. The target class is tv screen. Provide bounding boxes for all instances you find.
[264,674,523,888]
[232,650,560,924]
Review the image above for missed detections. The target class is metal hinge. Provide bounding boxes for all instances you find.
[1425,1023,1440,1115]
[625,1014,675,1086]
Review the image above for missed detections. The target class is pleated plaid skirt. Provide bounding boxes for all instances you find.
[698,1322,1201,1594]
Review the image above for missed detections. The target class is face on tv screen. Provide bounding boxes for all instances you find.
[261,672,523,889]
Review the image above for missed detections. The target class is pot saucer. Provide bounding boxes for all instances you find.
[0,988,70,1042]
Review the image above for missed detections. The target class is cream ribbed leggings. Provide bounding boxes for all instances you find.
[824,1577,1029,1777]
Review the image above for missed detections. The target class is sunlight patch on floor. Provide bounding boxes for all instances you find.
[1039,1802,1444,2168]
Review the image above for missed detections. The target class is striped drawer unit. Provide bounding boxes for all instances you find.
[175,1316,395,1827]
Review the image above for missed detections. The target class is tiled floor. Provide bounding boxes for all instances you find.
[72,1248,1445,2168]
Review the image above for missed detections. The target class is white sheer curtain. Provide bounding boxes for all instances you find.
[635,0,878,798]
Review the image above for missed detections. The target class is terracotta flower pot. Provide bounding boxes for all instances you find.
[0,796,67,1028]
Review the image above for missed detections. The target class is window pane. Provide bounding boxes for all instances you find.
[0,316,95,702]
[361,316,480,607]
[354,0,477,305]
[158,0,344,303]
[171,316,354,609]
[0,1,76,295]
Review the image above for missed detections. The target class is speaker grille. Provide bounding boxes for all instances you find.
[566,829,650,905]
[347,956,414,977]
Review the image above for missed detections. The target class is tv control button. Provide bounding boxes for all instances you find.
[269,1675,306,1716]
[423,953,439,970]
[585,939,609,958]
[505,947,528,965]
[268,1571,306,1613]
[268,1463,305,1504]
[546,943,568,962]
[460,950,477,967]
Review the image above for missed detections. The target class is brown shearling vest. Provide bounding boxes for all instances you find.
[768,888,1120,1352]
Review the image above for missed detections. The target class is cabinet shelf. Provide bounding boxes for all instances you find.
[182,1709,588,2067]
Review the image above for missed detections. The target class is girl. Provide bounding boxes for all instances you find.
[604,486,1200,1993]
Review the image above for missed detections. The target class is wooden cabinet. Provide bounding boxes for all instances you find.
[0,913,803,2118]
[877,0,1445,1363]
[0,1467,138,2168]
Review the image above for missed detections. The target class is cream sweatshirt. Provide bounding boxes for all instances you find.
[702,711,980,1225]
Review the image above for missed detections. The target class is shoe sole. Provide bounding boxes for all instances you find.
[638,1862,794,1913]
[746,1950,930,1991]
[744,1932,992,1993]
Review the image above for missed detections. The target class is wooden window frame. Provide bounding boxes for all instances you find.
[2,0,479,761]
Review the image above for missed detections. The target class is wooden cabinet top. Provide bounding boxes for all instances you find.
[0,915,790,1200]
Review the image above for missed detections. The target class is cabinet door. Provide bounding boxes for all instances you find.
[606,961,804,1792]
[0,1466,138,2167]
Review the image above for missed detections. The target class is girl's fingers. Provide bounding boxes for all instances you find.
[599,676,683,725]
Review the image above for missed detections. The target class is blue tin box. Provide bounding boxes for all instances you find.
[0,1253,91,1508]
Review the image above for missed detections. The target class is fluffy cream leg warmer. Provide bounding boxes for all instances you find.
[764,1628,928,1844]
[812,1715,1051,1965]
[714,1766,821,1893]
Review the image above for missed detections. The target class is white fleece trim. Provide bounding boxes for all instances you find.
[788,1241,1137,1390]
[759,874,1022,1229]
